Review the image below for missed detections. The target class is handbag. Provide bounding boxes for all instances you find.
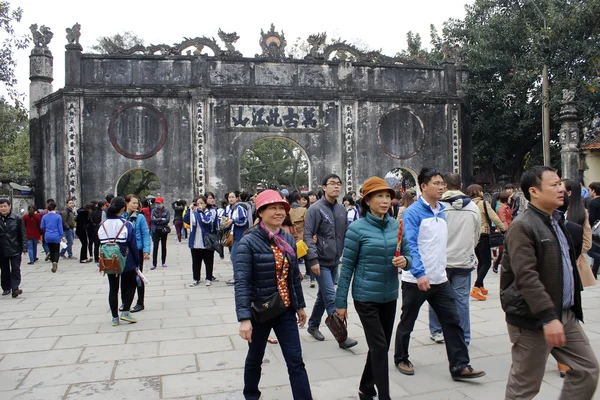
[296,240,308,259]
[483,200,504,248]
[325,312,348,344]
[160,224,171,234]
[204,233,224,258]
[223,230,234,247]
[250,253,287,323]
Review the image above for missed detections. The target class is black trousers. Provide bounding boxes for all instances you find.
[108,269,137,318]
[474,234,492,288]
[0,254,22,291]
[47,242,60,263]
[152,231,168,266]
[589,244,600,279]
[394,281,470,373]
[88,224,99,262]
[77,230,89,260]
[135,250,145,306]
[191,248,215,281]
[354,300,396,400]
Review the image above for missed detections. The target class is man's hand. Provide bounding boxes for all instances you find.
[392,256,407,269]
[543,319,566,347]
[143,252,150,260]
[311,264,321,277]
[336,308,347,320]
[297,308,307,327]
[417,275,430,292]
[239,320,253,343]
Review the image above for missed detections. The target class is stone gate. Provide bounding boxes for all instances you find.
[29,24,471,205]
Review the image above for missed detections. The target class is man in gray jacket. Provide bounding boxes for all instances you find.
[429,173,481,345]
[304,174,358,349]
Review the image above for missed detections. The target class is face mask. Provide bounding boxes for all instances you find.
[157,203,164,208]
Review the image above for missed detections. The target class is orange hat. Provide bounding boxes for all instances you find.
[359,176,395,211]
[255,190,290,213]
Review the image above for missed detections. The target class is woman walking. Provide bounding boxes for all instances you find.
[150,198,170,269]
[98,197,140,326]
[40,201,63,273]
[467,184,506,301]
[23,205,42,265]
[335,177,411,400]
[492,191,512,273]
[124,194,151,313]
[76,203,93,263]
[235,190,311,399]
[224,191,248,285]
[172,200,185,244]
[185,195,217,287]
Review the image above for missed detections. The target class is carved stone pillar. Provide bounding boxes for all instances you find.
[194,99,207,196]
[342,101,357,194]
[65,98,82,204]
[559,90,580,181]
[29,48,53,118]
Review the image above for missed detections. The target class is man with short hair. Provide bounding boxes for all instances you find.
[429,172,481,345]
[0,198,27,298]
[305,173,358,349]
[502,166,599,399]
[394,168,485,380]
[60,199,77,260]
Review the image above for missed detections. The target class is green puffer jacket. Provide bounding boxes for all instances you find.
[335,211,412,308]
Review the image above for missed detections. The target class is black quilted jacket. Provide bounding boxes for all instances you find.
[234,225,306,321]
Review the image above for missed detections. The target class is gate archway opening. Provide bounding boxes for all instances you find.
[240,137,310,193]
[115,168,161,199]
[384,167,419,194]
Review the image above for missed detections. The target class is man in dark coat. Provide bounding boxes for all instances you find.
[0,198,27,298]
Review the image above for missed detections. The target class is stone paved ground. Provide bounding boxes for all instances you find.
[1,237,600,400]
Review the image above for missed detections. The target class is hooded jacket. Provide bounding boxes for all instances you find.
[303,197,348,268]
[440,190,481,270]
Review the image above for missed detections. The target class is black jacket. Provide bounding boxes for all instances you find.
[0,212,27,257]
[303,197,348,267]
[234,225,306,321]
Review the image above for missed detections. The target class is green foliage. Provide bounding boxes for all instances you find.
[240,138,309,191]
[116,169,161,199]
[89,31,145,53]
[0,1,29,107]
[0,97,29,182]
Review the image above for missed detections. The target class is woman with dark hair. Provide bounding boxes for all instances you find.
[172,200,185,244]
[343,194,359,224]
[91,202,104,263]
[466,184,506,301]
[76,203,93,263]
[98,197,140,326]
[150,198,170,269]
[40,201,63,273]
[492,191,512,273]
[563,179,595,282]
[87,202,99,262]
[307,191,318,206]
[23,205,41,265]
[185,195,217,287]
[224,190,248,285]
[140,199,151,228]
[235,190,311,399]
[397,190,417,221]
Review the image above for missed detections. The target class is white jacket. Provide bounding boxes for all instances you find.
[440,190,481,270]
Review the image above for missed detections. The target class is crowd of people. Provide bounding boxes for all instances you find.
[0,168,599,399]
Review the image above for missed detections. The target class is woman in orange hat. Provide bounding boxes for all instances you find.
[234,189,311,399]
[335,176,412,400]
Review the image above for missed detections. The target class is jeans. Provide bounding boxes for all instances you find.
[152,231,168,266]
[429,269,472,345]
[191,248,215,281]
[474,235,492,288]
[355,300,397,400]
[0,254,22,291]
[108,269,137,318]
[395,281,470,374]
[60,229,74,257]
[308,265,337,329]
[42,238,49,255]
[244,308,312,399]
[27,239,38,262]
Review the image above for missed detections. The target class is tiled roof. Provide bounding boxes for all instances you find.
[581,136,600,150]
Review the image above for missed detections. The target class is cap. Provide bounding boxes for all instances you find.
[255,190,290,213]
[155,197,164,204]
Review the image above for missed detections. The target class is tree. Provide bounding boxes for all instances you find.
[0,1,29,107]
[116,169,161,199]
[0,97,29,182]
[89,31,145,53]
[240,138,309,191]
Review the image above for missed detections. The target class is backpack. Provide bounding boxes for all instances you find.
[99,221,128,276]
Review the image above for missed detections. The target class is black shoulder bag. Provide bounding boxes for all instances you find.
[250,252,287,323]
[483,200,504,248]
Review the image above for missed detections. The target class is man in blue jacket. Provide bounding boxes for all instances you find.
[394,168,485,380]
[123,194,150,313]
[304,173,358,349]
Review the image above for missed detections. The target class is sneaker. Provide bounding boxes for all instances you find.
[60,253,67,259]
[310,281,315,288]
[131,304,144,313]
[112,317,119,326]
[162,264,167,268]
[150,265,156,270]
[451,365,486,381]
[12,289,22,298]
[45,254,51,262]
[480,286,489,295]
[2,290,10,296]
[226,279,235,286]
[67,256,78,260]
[210,276,219,282]
[119,312,137,323]
[205,279,211,286]
[430,332,445,343]
[470,287,486,301]
[27,261,35,265]
[51,262,58,273]
[189,280,200,287]
[396,360,415,375]
[34,258,39,263]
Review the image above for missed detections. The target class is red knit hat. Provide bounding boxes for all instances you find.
[255,190,290,213]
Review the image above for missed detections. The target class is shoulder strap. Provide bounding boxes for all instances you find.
[482,200,493,229]
[101,220,128,243]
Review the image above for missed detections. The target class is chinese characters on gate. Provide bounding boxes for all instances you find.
[229,105,321,130]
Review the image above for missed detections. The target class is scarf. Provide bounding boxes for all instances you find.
[259,221,296,257]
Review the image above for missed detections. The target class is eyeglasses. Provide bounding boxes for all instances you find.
[326,182,342,187]
[430,182,447,187]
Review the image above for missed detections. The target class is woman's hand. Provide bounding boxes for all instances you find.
[297,308,307,327]
[239,320,253,343]
[143,252,150,260]
[336,308,347,320]
[392,255,407,269]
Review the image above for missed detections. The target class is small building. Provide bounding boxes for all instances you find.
[580,136,600,185]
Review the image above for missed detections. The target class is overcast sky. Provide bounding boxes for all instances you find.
[7,0,474,109]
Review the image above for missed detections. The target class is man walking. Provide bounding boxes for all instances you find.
[60,199,77,260]
[394,168,485,380]
[0,198,27,298]
[429,172,481,345]
[305,174,358,349]
[501,166,599,399]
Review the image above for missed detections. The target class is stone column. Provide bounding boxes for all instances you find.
[65,43,83,87]
[559,90,580,181]
[29,47,53,115]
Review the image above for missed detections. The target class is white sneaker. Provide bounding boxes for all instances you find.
[189,281,199,287]
[430,332,445,343]
[205,279,211,286]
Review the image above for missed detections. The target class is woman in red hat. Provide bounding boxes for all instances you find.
[234,190,312,399]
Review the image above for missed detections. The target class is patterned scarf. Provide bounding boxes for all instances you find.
[259,221,296,257]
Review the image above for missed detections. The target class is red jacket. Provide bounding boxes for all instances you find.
[23,213,42,239]
[140,207,151,228]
